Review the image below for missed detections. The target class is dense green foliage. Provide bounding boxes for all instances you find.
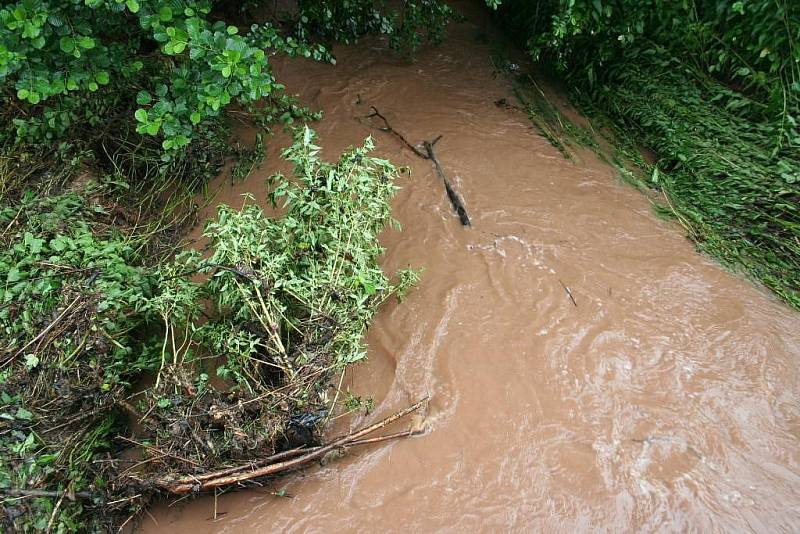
[294,0,457,55]
[507,0,799,137]
[0,191,151,374]
[498,0,800,307]
[1,0,326,153]
[4,0,800,530]
[0,0,464,156]
[0,190,151,532]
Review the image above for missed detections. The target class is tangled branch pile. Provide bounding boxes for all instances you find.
[0,127,417,531]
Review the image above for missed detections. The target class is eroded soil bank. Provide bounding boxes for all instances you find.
[143,3,800,531]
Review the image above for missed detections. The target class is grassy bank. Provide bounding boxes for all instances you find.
[495,0,800,309]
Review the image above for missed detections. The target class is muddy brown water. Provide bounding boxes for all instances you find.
[143,6,800,533]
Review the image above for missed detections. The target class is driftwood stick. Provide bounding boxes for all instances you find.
[558,279,577,307]
[157,398,428,494]
[172,446,316,485]
[172,428,424,486]
[367,107,428,159]
[423,141,471,226]
[366,107,470,226]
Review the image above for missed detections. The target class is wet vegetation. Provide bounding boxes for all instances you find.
[1,0,799,531]
[496,0,800,308]
[0,1,443,530]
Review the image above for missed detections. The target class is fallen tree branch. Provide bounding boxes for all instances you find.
[366,107,471,226]
[367,107,428,159]
[167,428,423,486]
[156,398,428,494]
[424,140,471,226]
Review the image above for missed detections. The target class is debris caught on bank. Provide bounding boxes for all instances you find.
[0,127,420,531]
[156,398,428,494]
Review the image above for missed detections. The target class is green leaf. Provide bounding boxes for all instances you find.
[59,36,74,53]
[190,111,202,124]
[7,267,21,283]
[159,6,173,21]
[136,91,152,105]
[24,232,44,253]
[78,36,95,49]
[95,71,110,85]
[15,406,33,420]
[135,109,148,123]
[50,237,67,252]
[23,354,39,370]
[126,0,140,13]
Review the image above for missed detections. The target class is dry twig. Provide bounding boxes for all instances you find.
[558,279,577,307]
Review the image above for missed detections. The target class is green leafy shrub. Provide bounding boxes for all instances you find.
[0,0,329,153]
[499,0,799,149]
[137,126,417,452]
[294,0,461,56]
[1,0,487,157]
[0,128,417,531]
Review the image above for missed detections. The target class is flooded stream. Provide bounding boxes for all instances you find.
[143,3,800,531]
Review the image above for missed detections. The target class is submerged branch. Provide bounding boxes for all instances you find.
[367,107,428,159]
[423,141,471,226]
[366,107,471,226]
